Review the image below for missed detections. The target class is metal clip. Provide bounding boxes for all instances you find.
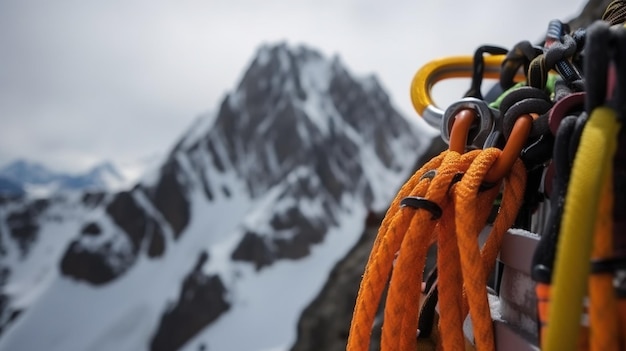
[410,55,507,128]
[441,97,497,150]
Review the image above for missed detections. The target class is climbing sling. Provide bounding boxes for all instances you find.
[347,2,626,350]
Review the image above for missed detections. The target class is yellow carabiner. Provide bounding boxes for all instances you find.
[410,55,508,128]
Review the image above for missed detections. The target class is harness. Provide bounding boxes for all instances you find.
[347,2,626,350]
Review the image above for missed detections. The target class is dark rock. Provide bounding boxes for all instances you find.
[31,199,50,213]
[0,292,21,337]
[61,189,168,283]
[81,222,102,236]
[106,191,148,253]
[62,189,160,284]
[0,267,16,337]
[272,208,326,260]
[149,252,229,351]
[0,194,24,206]
[206,139,226,172]
[221,186,230,198]
[82,191,106,207]
[329,71,412,172]
[60,214,159,283]
[5,199,49,256]
[231,232,275,270]
[0,228,5,256]
[186,143,214,201]
[6,210,39,256]
[146,223,166,258]
[59,241,120,285]
[290,213,382,351]
[150,160,190,239]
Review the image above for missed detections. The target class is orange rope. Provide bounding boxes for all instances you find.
[454,148,525,351]
[536,283,551,343]
[347,152,446,351]
[589,165,619,351]
[347,148,526,351]
[436,201,465,350]
[382,150,467,350]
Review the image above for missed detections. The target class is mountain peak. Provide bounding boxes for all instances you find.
[239,42,335,100]
[255,42,326,67]
[0,159,128,196]
[0,159,58,185]
[0,41,436,351]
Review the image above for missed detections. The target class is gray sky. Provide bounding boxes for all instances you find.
[0,0,586,177]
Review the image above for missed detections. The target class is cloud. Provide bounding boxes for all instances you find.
[0,0,586,173]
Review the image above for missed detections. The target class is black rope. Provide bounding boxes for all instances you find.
[531,113,586,283]
[499,41,543,90]
[464,45,509,100]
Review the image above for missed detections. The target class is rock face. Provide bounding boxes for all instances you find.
[150,252,230,351]
[290,212,383,351]
[5,199,49,257]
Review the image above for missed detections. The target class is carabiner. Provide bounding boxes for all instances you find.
[411,55,513,128]
[442,97,497,151]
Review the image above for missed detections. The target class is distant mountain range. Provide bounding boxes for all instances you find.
[0,160,128,197]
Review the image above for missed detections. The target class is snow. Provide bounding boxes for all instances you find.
[179,111,218,151]
[97,169,127,191]
[256,45,272,66]
[1,156,369,351]
[132,190,175,244]
[22,182,61,199]
[298,57,333,135]
[181,194,367,351]
[0,175,254,351]
[117,153,165,188]
[1,201,87,309]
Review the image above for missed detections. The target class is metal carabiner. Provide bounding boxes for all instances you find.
[442,97,497,151]
[410,55,508,128]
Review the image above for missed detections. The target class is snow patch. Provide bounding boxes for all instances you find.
[179,111,218,151]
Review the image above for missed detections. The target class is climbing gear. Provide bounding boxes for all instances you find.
[348,2,626,350]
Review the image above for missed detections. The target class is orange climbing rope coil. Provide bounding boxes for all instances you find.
[347,146,526,351]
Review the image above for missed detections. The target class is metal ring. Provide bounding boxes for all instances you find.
[442,97,496,149]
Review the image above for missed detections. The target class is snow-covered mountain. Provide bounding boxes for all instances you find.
[0,42,437,351]
[0,160,128,197]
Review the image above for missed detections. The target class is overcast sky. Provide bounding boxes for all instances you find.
[0,0,586,177]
